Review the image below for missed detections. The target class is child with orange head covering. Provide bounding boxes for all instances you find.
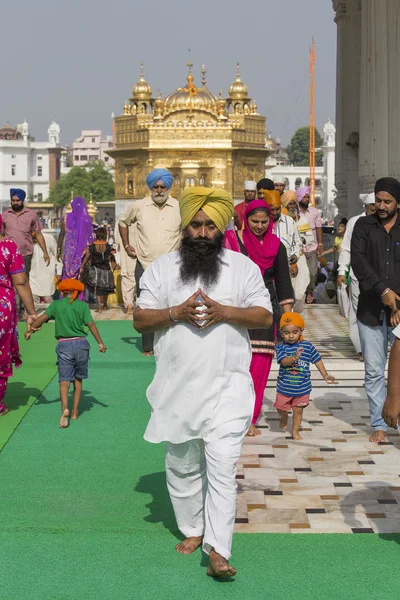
[275,312,337,440]
[26,279,107,428]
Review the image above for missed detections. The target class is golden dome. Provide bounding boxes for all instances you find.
[132,64,152,100]
[229,63,249,99]
[164,63,218,117]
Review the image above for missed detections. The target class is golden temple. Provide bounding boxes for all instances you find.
[108,63,271,200]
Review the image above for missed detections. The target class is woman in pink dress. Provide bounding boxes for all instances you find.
[0,214,37,416]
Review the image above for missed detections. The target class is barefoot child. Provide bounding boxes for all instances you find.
[26,279,106,428]
[275,312,337,440]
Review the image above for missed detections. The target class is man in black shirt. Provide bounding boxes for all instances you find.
[351,177,400,444]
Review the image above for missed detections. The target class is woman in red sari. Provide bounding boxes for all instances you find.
[0,214,37,415]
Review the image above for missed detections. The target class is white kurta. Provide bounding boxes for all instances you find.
[29,233,58,297]
[137,249,272,445]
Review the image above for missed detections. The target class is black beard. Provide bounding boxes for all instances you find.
[179,231,224,289]
[11,204,24,212]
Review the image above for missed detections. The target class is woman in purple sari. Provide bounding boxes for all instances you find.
[57,197,94,299]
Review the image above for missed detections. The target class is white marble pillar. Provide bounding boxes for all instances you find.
[333,0,362,218]
[358,0,389,193]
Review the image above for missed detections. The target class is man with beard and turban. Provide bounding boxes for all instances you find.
[119,168,181,355]
[337,193,376,358]
[3,189,50,277]
[351,177,400,444]
[133,187,272,578]
[297,186,323,304]
[234,181,257,230]
[256,177,275,200]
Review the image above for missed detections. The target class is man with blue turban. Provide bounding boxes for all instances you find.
[3,188,50,276]
[119,168,181,355]
[133,186,272,578]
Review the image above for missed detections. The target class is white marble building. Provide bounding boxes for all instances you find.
[333,0,400,217]
[267,119,337,221]
[0,120,62,209]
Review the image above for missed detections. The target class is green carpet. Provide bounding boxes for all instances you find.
[0,322,57,450]
[1,321,400,599]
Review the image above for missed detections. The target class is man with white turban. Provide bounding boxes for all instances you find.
[119,168,181,355]
[273,175,286,196]
[234,180,257,229]
[134,187,272,578]
[337,193,376,357]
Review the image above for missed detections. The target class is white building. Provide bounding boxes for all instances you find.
[332,0,400,217]
[71,130,114,168]
[0,120,63,209]
[266,119,337,221]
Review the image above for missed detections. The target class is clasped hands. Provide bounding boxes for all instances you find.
[170,288,230,329]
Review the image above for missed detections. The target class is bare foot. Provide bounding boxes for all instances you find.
[175,536,203,555]
[358,353,364,362]
[142,351,154,357]
[207,550,237,578]
[369,430,387,444]
[292,431,303,440]
[126,304,133,316]
[70,412,79,421]
[246,424,261,437]
[306,293,314,304]
[0,405,9,416]
[60,409,70,428]
[95,309,102,314]
[279,414,288,431]
[103,305,108,311]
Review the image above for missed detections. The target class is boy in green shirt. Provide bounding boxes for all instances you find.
[27,279,106,428]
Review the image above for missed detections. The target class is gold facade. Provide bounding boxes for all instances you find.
[108,63,272,200]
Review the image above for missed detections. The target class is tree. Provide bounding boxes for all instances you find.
[49,161,114,206]
[286,126,323,167]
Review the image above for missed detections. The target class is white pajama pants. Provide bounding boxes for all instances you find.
[165,434,243,560]
[349,277,361,355]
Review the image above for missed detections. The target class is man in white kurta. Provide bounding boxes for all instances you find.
[337,193,376,355]
[134,187,272,578]
[30,232,58,303]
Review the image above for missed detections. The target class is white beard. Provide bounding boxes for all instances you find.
[151,190,169,205]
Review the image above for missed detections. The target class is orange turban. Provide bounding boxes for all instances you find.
[264,190,281,207]
[280,312,305,331]
[57,279,85,303]
[264,190,289,215]
[281,190,297,209]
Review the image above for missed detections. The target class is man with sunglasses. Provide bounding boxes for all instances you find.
[119,169,181,355]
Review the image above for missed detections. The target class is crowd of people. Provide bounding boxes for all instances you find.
[1,172,400,577]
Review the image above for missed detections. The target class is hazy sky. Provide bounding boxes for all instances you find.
[2,0,336,146]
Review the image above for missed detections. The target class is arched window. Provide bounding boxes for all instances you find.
[295,177,302,189]
[190,177,196,187]
[305,178,310,186]
[185,177,190,188]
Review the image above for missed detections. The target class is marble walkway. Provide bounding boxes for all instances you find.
[237,305,399,534]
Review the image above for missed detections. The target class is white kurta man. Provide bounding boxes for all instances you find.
[134,187,272,578]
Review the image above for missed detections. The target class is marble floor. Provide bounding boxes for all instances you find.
[237,305,397,534]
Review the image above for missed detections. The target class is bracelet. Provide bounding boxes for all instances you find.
[318,243,323,246]
[381,288,391,297]
[169,307,179,323]
[124,244,129,249]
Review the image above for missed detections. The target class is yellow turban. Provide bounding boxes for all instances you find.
[281,190,297,209]
[179,187,234,232]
